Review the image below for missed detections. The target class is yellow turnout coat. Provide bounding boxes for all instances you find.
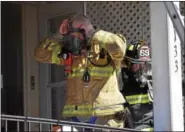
[35,30,127,117]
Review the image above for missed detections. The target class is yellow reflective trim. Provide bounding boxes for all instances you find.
[51,44,61,64]
[62,104,124,117]
[71,66,114,71]
[91,66,113,71]
[68,66,114,78]
[94,105,124,116]
[63,105,93,116]
[64,105,92,109]
[141,127,153,131]
[125,94,150,105]
[126,94,149,100]
[72,68,85,72]
[128,45,134,51]
[68,68,85,78]
[90,72,113,77]
[90,66,114,76]
[128,44,142,51]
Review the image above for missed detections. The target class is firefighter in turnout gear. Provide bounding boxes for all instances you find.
[35,14,127,128]
[121,40,153,131]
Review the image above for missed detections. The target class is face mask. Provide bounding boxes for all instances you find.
[63,32,85,55]
[59,19,87,56]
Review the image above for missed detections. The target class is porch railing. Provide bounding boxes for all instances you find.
[1,114,138,132]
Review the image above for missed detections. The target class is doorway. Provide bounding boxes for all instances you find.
[38,2,84,119]
[1,1,24,131]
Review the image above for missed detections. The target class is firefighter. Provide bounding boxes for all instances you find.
[34,14,127,128]
[121,40,153,130]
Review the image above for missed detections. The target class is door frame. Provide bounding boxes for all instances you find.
[22,3,40,118]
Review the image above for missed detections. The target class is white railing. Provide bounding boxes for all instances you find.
[1,114,138,132]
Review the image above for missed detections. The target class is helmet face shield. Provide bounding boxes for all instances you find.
[130,63,140,73]
[130,62,151,83]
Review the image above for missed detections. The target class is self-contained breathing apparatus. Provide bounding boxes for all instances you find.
[57,16,112,83]
[57,17,87,76]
